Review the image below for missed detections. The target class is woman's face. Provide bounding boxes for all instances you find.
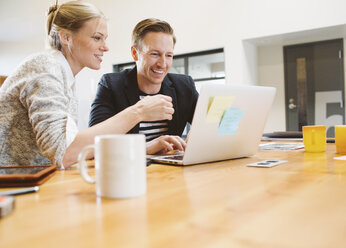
[64,17,109,75]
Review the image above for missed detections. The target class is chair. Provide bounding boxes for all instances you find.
[0,76,7,87]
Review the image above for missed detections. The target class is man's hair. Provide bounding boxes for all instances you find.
[132,18,176,49]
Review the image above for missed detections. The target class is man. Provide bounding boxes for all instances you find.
[89,18,198,154]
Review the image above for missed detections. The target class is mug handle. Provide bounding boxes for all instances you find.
[78,144,95,184]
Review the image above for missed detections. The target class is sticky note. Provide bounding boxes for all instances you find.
[217,107,245,135]
[206,96,235,123]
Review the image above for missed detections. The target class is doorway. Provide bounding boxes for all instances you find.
[284,38,345,137]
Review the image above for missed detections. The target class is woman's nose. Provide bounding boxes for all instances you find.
[101,42,109,52]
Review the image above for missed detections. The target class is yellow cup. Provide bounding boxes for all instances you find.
[302,125,326,153]
[335,125,346,154]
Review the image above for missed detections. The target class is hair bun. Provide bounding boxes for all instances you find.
[48,5,58,15]
[48,1,59,16]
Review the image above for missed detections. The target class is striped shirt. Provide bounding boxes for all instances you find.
[139,94,169,141]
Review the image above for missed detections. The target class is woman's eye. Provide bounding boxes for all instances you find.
[93,36,101,41]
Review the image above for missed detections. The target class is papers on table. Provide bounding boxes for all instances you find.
[259,142,304,150]
[261,137,303,142]
[334,156,346,161]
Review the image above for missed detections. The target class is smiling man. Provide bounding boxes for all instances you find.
[89,18,199,154]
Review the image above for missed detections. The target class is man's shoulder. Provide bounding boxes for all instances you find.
[166,72,192,81]
[165,73,194,89]
[100,69,135,88]
[102,69,130,81]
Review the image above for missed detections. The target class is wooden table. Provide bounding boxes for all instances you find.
[1,143,346,248]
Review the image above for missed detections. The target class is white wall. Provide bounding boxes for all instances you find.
[0,41,43,75]
[258,45,285,132]
[1,0,346,130]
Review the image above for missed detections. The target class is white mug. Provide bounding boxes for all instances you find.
[78,134,146,199]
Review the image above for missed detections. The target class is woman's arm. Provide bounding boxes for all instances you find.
[62,104,140,166]
[63,94,175,167]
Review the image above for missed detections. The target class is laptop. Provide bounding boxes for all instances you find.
[150,83,276,165]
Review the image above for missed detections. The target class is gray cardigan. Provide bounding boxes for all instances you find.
[0,50,78,167]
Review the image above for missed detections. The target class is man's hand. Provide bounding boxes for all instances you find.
[135,94,174,121]
[146,135,186,155]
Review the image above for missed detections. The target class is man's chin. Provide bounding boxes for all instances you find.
[149,77,165,85]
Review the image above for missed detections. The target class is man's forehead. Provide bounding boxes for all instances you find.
[139,32,174,51]
[142,32,173,43]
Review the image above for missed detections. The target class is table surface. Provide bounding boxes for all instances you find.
[1,143,346,248]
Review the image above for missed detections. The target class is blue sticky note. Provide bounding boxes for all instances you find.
[217,107,245,135]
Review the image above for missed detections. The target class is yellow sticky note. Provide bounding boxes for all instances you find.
[206,96,235,123]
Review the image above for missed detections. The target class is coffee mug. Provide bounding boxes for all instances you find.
[302,125,326,152]
[335,125,346,154]
[78,134,146,199]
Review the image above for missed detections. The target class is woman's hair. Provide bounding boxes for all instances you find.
[132,18,176,49]
[47,0,105,50]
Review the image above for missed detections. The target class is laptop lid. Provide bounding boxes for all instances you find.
[152,83,276,165]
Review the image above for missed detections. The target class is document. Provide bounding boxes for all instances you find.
[334,155,346,160]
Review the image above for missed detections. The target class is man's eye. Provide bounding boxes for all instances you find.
[166,54,173,58]
[150,53,159,57]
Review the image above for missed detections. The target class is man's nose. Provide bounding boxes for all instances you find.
[157,55,166,67]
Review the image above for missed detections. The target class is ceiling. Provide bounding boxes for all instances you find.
[245,24,346,47]
[1,1,345,50]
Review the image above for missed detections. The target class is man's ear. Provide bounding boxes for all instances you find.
[131,46,138,61]
[58,29,71,46]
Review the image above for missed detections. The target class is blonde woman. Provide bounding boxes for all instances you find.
[0,1,182,168]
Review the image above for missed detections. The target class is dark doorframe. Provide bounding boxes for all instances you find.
[284,38,345,137]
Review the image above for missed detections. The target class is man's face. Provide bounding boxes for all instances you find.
[133,32,174,91]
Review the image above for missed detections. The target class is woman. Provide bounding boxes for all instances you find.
[0,1,185,169]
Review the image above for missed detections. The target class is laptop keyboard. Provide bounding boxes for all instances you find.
[162,154,184,160]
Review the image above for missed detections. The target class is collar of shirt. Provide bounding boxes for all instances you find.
[138,89,162,97]
[52,50,76,93]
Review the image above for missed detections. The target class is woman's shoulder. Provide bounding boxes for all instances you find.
[10,50,66,82]
[20,50,60,71]
[2,50,66,93]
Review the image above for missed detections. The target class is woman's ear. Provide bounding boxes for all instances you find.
[59,29,71,46]
[131,46,138,61]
